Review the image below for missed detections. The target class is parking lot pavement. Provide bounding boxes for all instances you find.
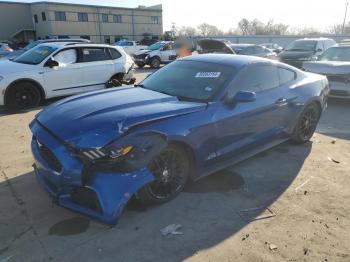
[0,70,349,262]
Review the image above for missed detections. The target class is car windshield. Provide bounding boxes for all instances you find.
[285,40,317,51]
[141,60,236,102]
[23,41,39,50]
[13,45,57,65]
[319,47,350,61]
[114,41,129,46]
[148,42,164,50]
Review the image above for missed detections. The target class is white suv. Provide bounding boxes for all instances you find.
[0,43,135,110]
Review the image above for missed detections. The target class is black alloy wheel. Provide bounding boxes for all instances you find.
[136,145,190,205]
[6,82,41,110]
[292,102,321,144]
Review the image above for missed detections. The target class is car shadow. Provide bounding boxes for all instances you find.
[317,98,350,140]
[0,141,312,261]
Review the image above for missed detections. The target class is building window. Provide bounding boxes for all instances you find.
[151,16,159,24]
[34,14,38,23]
[55,11,66,21]
[41,12,46,21]
[104,36,110,44]
[102,14,109,23]
[81,35,91,40]
[113,15,122,23]
[78,12,88,22]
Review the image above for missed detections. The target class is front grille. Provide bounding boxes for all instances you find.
[38,141,62,172]
[326,74,349,82]
[330,90,350,96]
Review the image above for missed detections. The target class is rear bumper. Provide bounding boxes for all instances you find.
[328,81,350,99]
[30,120,154,224]
[280,60,303,68]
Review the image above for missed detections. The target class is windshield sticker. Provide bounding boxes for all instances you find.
[195,72,221,78]
[204,86,213,92]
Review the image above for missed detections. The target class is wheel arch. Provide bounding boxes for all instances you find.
[4,78,45,105]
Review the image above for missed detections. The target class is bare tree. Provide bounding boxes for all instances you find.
[197,23,223,36]
[237,18,289,35]
[177,26,198,37]
[327,24,345,34]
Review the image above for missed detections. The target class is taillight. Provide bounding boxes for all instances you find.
[4,47,13,52]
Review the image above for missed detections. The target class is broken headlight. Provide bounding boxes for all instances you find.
[80,146,133,161]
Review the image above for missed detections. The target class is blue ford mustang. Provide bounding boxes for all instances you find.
[30,54,329,224]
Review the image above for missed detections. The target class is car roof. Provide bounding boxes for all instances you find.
[179,54,273,67]
[36,43,113,49]
[36,39,89,43]
[230,44,255,47]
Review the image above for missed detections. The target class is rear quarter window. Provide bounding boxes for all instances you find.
[109,48,122,59]
[81,48,111,62]
[278,67,296,85]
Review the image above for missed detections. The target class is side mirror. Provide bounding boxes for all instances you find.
[44,58,59,68]
[316,48,323,53]
[226,90,256,104]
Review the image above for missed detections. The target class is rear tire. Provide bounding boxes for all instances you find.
[136,144,190,205]
[136,62,145,68]
[150,57,161,69]
[291,102,321,144]
[5,82,41,110]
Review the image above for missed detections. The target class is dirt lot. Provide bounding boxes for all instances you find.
[0,68,349,262]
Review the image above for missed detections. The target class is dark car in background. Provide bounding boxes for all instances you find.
[1,38,90,60]
[230,44,277,59]
[260,43,283,53]
[303,45,350,99]
[278,38,336,68]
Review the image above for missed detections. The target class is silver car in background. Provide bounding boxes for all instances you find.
[303,45,350,99]
[0,43,13,58]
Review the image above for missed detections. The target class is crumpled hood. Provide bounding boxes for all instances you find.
[134,49,152,56]
[303,61,350,75]
[36,87,206,148]
[279,50,314,60]
[197,39,235,54]
[0,59,36,74]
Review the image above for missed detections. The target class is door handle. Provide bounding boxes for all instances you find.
[275,98,287,105]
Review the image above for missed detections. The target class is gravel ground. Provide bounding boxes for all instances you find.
[0,68,349,262]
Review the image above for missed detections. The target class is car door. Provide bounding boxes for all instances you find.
[160,43,176,62]
[78,47,115,92]
[43,48,84,97]
[212,64,287,163]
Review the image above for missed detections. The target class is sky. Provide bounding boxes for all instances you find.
[7,0,350,32]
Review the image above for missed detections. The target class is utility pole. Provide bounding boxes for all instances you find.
[342,2,349,34]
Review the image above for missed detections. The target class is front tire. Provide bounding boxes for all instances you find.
[291,102,321,144]
[150,57,161,69]
[6,82,41,110]
[135,62,145,68]
[136,145,190,205]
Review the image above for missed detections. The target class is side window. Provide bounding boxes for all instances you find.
[54,49,77,65]
[126,42,133,46]
[163,44,173,51]
[254,46,265,54]
[109,48,122,59]
[81,48,111,62]
[238,65,279,92]
[245,46,254,55]
[316,41,324,52]
[278,67,296,85]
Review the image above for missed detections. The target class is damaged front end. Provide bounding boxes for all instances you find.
[30,120,167,224]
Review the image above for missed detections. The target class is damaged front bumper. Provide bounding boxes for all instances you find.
[30,120,155,224]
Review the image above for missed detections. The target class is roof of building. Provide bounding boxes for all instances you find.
[0,1,162,11]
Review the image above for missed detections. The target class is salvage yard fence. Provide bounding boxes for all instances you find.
[192,34,350,47]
